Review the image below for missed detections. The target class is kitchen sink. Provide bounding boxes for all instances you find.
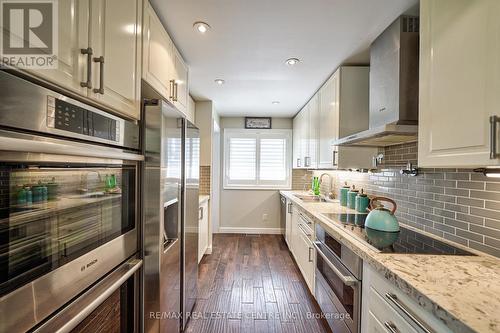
[294,194,327,202]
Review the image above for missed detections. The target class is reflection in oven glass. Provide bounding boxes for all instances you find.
[316,254,355,319]
[0,166,135,297]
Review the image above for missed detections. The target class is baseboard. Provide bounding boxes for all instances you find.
[218,227,285,235]
[205,245,213,254]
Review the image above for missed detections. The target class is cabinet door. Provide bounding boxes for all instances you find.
[292,115,302,168]
[187,95,196,123]
[89,0,141,120]
[172,48,189,115]
[419,0,500,167]
[26,0,89,95]
[198,201,209,263]
[300,106,310,167]
[142,2,175,100]
[307,95,319,169]
[285,200,292,246]
[290,206,300,256]
[318,73,339,169]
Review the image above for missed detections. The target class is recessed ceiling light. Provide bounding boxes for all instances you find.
[285,58,300,66]
[193,21,210,34]
[214,79,225,85]
[272,101,280,105]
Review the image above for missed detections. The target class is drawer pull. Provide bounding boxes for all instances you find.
[490,115,499,159]
[298,223,311,237]
[383,322,399,333]
[385,293,432,333]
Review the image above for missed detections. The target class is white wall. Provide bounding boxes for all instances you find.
[219,117,293,233]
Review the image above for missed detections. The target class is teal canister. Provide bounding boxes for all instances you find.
[355,189,370,213]
[339,182,350,206]
[347,186,359,210]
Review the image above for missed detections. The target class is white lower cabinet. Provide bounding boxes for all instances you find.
[285,199,292,246]
[288,205,314,294]
[198,199,209,263]
[362,262,453,333]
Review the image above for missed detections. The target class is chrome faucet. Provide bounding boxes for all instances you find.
[79,171,102,193]
[319,173,335,199]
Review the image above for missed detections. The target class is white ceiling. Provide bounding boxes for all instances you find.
[151,0,418,117]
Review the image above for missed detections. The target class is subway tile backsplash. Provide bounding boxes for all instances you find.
[307,142,500,258]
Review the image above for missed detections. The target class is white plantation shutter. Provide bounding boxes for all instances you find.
[260,138,286,181]
[228,137,256,180]
[224,129,291,189]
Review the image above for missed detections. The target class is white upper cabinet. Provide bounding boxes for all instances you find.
[419,0,500,167]
[308,94,319,169]
[318,72,338,168]
[142,2,175,100]
[89,0,142,120]
[26,0,89,96]
[23,0,142,120]
[172,48,189,115]
[294,66,377,170]
[142,1,190,118]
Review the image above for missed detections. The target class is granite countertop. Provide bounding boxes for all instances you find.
[199,195,210,205]
[281,191,500,333]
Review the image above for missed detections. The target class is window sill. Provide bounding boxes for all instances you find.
[223,186,292,191]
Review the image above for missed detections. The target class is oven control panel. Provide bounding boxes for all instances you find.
[47,96,120,142]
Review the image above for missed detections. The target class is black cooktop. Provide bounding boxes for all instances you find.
[322,213,475,255]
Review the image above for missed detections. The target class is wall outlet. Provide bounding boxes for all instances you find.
[262,213,268,222]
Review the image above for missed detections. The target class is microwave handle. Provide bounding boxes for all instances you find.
[313,242,358,286]
[34,258,142,333]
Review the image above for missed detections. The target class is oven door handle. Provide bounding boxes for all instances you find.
[0,136,144,161]
[313,241,358,286]
[34,258,142,333]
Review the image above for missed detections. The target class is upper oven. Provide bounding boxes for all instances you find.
[0,71,142,333]
[314,223,362,333]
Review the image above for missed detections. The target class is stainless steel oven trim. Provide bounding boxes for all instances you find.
[33,258,142,333]
[0,70,139,150]
[313,241,358,286]
[0,130,143,162]
[315,268,358,332]
[0,229,138,333]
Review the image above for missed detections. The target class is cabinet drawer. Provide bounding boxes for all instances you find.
[365,264,452,333]
[367,286,419,333]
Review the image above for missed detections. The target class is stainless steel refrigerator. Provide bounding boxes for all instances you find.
[142,94,199,333]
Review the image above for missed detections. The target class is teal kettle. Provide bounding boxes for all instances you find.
[365,197,400,232]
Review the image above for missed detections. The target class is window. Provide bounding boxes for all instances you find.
[224,129,292,189]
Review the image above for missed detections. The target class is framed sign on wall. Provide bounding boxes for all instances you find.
[244,117,272,129]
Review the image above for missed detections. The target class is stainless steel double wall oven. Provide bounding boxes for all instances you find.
[0,70,143,332]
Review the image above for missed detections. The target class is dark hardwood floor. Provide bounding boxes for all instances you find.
[185,234,331,333]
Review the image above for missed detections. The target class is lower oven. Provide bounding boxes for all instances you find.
[0,70,142,332]
[314,223,362,333]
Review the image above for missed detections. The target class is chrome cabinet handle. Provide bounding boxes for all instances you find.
[199,207,203,220]
[305,156,311,167]
[169,80,175,100]
[92,56,104,94]
[297,158,302,167]
[384,322,399,333]
[287,202,292,214]
[308,247,313,262]
[332,150,337,166]
[173,82,178,102]
[313,242,358,286]
[80,47,93,88]
[490,115,499,159]
[385,293,432,333]
[298,223,311,237]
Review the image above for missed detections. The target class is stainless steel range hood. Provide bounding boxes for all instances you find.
[333,15,419,147]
